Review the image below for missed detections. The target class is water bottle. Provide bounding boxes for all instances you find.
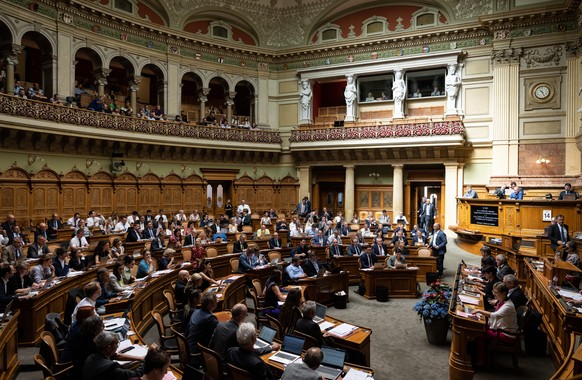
[552,275,558,287]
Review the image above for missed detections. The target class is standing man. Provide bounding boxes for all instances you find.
[430,223,447,277]
[422,198,437,234]
[294,196,311,221]
[237,199,251,214]
[548,214,570,252]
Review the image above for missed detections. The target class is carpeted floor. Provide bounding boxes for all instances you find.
[16,233,556,379]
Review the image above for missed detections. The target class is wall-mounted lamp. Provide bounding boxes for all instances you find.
[536,157,550,165]
[369,172,380,179]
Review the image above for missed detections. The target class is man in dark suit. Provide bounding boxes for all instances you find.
[548,214,570,251]
[27,235,50,259]
[125,223,142,243]
[8,261,37,295]
[238,248,258,273]
[347,238,362,257]
[34,223,49,240]
[142,221,157,240]
[151,234,165,253]
[558,183,579,200]
[0,266,17,306]
[47,213,63,240]
[293,196,312,220]
[372,237,388,256]
[174,270,189,306]
[291,238,309,259]
[430,223,447,276]
[294,301,326,347]
[359,246,377,269]
[52,248,70,277]
[268,232,282,249]
[241,211,251,227]
[0,215,16,238]
[320,207,333,221]
[82,331,143,380]
[187,292,219,363]
[225,322,275,380]
[420,198,437,234]
[503,274,528,309]
[391,229,408,247]
[310,230,326,247]
[8,225,27,245]
[210,304,278,358]
[328,239,343,258]
[234,234,248,253]
[304,251,325,277]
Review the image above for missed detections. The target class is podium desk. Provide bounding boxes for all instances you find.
[359,267,418,299]
[0,310,19,380]
[297,271,349,306]
[331,256,360,285]
[202,274,247,311]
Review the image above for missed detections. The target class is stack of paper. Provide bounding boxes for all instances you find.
[328,323,357,337]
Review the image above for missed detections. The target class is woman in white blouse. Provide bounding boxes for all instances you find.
[478,282,518,340]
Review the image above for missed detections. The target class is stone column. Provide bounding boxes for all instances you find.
[392,164,404,216]
[129,75,141,114]
[457,163,465,199]
[157,80,166,111]
[42,54,57,97]
[565,42,582,175]
[444,163,460,228]
[4,49,21,94]
[93,68,111,97]
[225,91,236,122]
[491,48,522,176]
[177,83,183,118]
[344,165,355,220]
[297,165,311,202]
[198,87,210,123]
[250,95,257,123]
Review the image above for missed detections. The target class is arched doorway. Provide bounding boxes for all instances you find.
[19,31,55,95]
[234,80,255,123]
[180,72,203,123]
[207,76,228,123]
[140,63,165,111]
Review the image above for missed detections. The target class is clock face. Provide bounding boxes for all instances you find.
[534,85,550,100]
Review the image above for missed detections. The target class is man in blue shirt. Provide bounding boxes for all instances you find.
[286,256,307,280]
[509,185,523,200]
[238,248,258,273]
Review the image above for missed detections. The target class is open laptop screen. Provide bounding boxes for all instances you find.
[321,346,346,368]
[281,335,304,355]
[315,303,327,319]
[258,325,277,343]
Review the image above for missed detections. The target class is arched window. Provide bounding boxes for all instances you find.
[411,7,441,29]
[314,23,342,44]
[362,16,388,36]
[209,21,232,41]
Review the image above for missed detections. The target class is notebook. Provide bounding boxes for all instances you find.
[313,303,327,323]
[269,335,305,365]
[316,346,346,380]
[253,325,277,349]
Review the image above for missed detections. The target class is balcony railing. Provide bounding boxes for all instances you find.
[0,94,283,144]
[289,121,465,143]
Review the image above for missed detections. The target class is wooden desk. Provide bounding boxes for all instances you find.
[448,264,487,380]
[297,272,349,306]
[403,255,437,282]
[0,310,19,380]
[202,275,247,311]
[331,256,360,285]
[359,268,418,299]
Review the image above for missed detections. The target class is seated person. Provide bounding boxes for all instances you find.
[263,270,285,316]
[480,246,495,270]
[187,292,218,362]
[476,282,518,341]
[69,228,89,253]
[387,249,407,269]
[359,246,378,269]
[158,248,176,270]
[286,256,307,280]
[476,266,500,311]
[136,251,155,278]
[310,230,326,247]
[281,347,324,380]
[559,182,579,200]
[82,331,144,380]
[463,185,478,198]
[96,268,118,303]
[304,251,326,277]
[8,261,40,295]
[503,274,528,310]
[328,238,343,258]
[293,301,328,347]
[31,254,54,284]
[234,233,248,253]
[391,229,408,247]
[139,347,171,380]
[509,185,523,200]
[225,322,275,380]
[494,185,507,199]
[279,288,303,333]
[268,232,283,249]
[365,92,375,101]
[0,266,17,306]
[52,248,71,277]
[411,225,428,245]
[238,248,259,273]
[291,238,309,259]
[107,262,127,293]
[495,254,515,280]
[27,235,50,258]
[347,238,362,256]
[255,224,271,240]
[174,269,190,306]
[394,241,409,256]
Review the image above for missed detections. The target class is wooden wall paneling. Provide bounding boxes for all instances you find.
[114,173,139,215]
[279,175,299,215]
[31,169,61,226]
[0,168,31,226]
[161,174,183,213]
[61,171,89,219]
[255,175,275,214]
[183,174,205,212]
[234,175,255,208]
[88,171,114,216]
[139,173,162,213]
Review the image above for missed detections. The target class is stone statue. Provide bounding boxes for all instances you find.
[299,79,312,122]
[344,74,357,121]
[392,69,406,118]
[445,63,461,115]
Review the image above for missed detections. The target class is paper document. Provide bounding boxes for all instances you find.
[66,271,84,277]
[558,289,582,301]
[151,269,174,277]
[116,339,148,359]
[318,321,335,331]
[328,323,357,337]
[458,295,480,305]
[104,318,127,330]
[343,368,373,380]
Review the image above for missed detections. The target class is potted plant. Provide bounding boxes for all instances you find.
[413,281,452,345]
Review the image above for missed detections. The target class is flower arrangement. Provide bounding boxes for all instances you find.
[413,281,452,323]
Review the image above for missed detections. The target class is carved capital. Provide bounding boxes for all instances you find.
[491,48,523,65]
[198,87,210,103]
[565,39,582,58]
[129,75,141,92]
[93,68,112,86]
[3,44,23,65]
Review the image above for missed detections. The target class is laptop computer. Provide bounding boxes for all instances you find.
[269,335,305,365]
[253,325,277,349]
[316,346,346,380]
[0,299,14,323]
[372,263,384,270]
[313,303,327,323]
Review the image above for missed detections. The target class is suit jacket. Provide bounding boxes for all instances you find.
[497,263,515,281]
[268,238,282,249]
[281,360,322,380]
[391,235,408,247]
[34,228,49,240]
[209,319,239,358]
[7,232,26,245]
[225,347,274,380]
[372,243,388,256]
[238,253,256,273]
[420,203,436,221]
[304,259,324,277]
[294,317,324,347]
[174,279,187,306]
[187,308,219,354]
[125,228,141,243]
[82,353,142,380]
[310,235,326,247]
[7,274,34,295]
[509,286,528,309]
[0,279,15,306]
[291,245,309,258]
[151,236,165,252]
[242,215,252,226]
[431,230,447,255]
[142,228,157,240]
[295,201,312,218]
[359,252,378,269]
[347,244,362,257]
[2,245,25,265]
[320,211,333,220]
[52,257,70,277]
[27,243,50,259]
[233,241,248,253]
[328,244,343,258]
[548,223,570,250]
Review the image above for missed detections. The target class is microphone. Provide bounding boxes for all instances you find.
[507,224,520,236]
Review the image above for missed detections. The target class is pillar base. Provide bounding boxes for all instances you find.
[345,115,355,122]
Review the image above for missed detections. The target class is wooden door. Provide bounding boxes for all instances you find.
[318,183,345,217]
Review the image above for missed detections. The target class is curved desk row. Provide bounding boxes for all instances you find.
[0,310,20,380]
